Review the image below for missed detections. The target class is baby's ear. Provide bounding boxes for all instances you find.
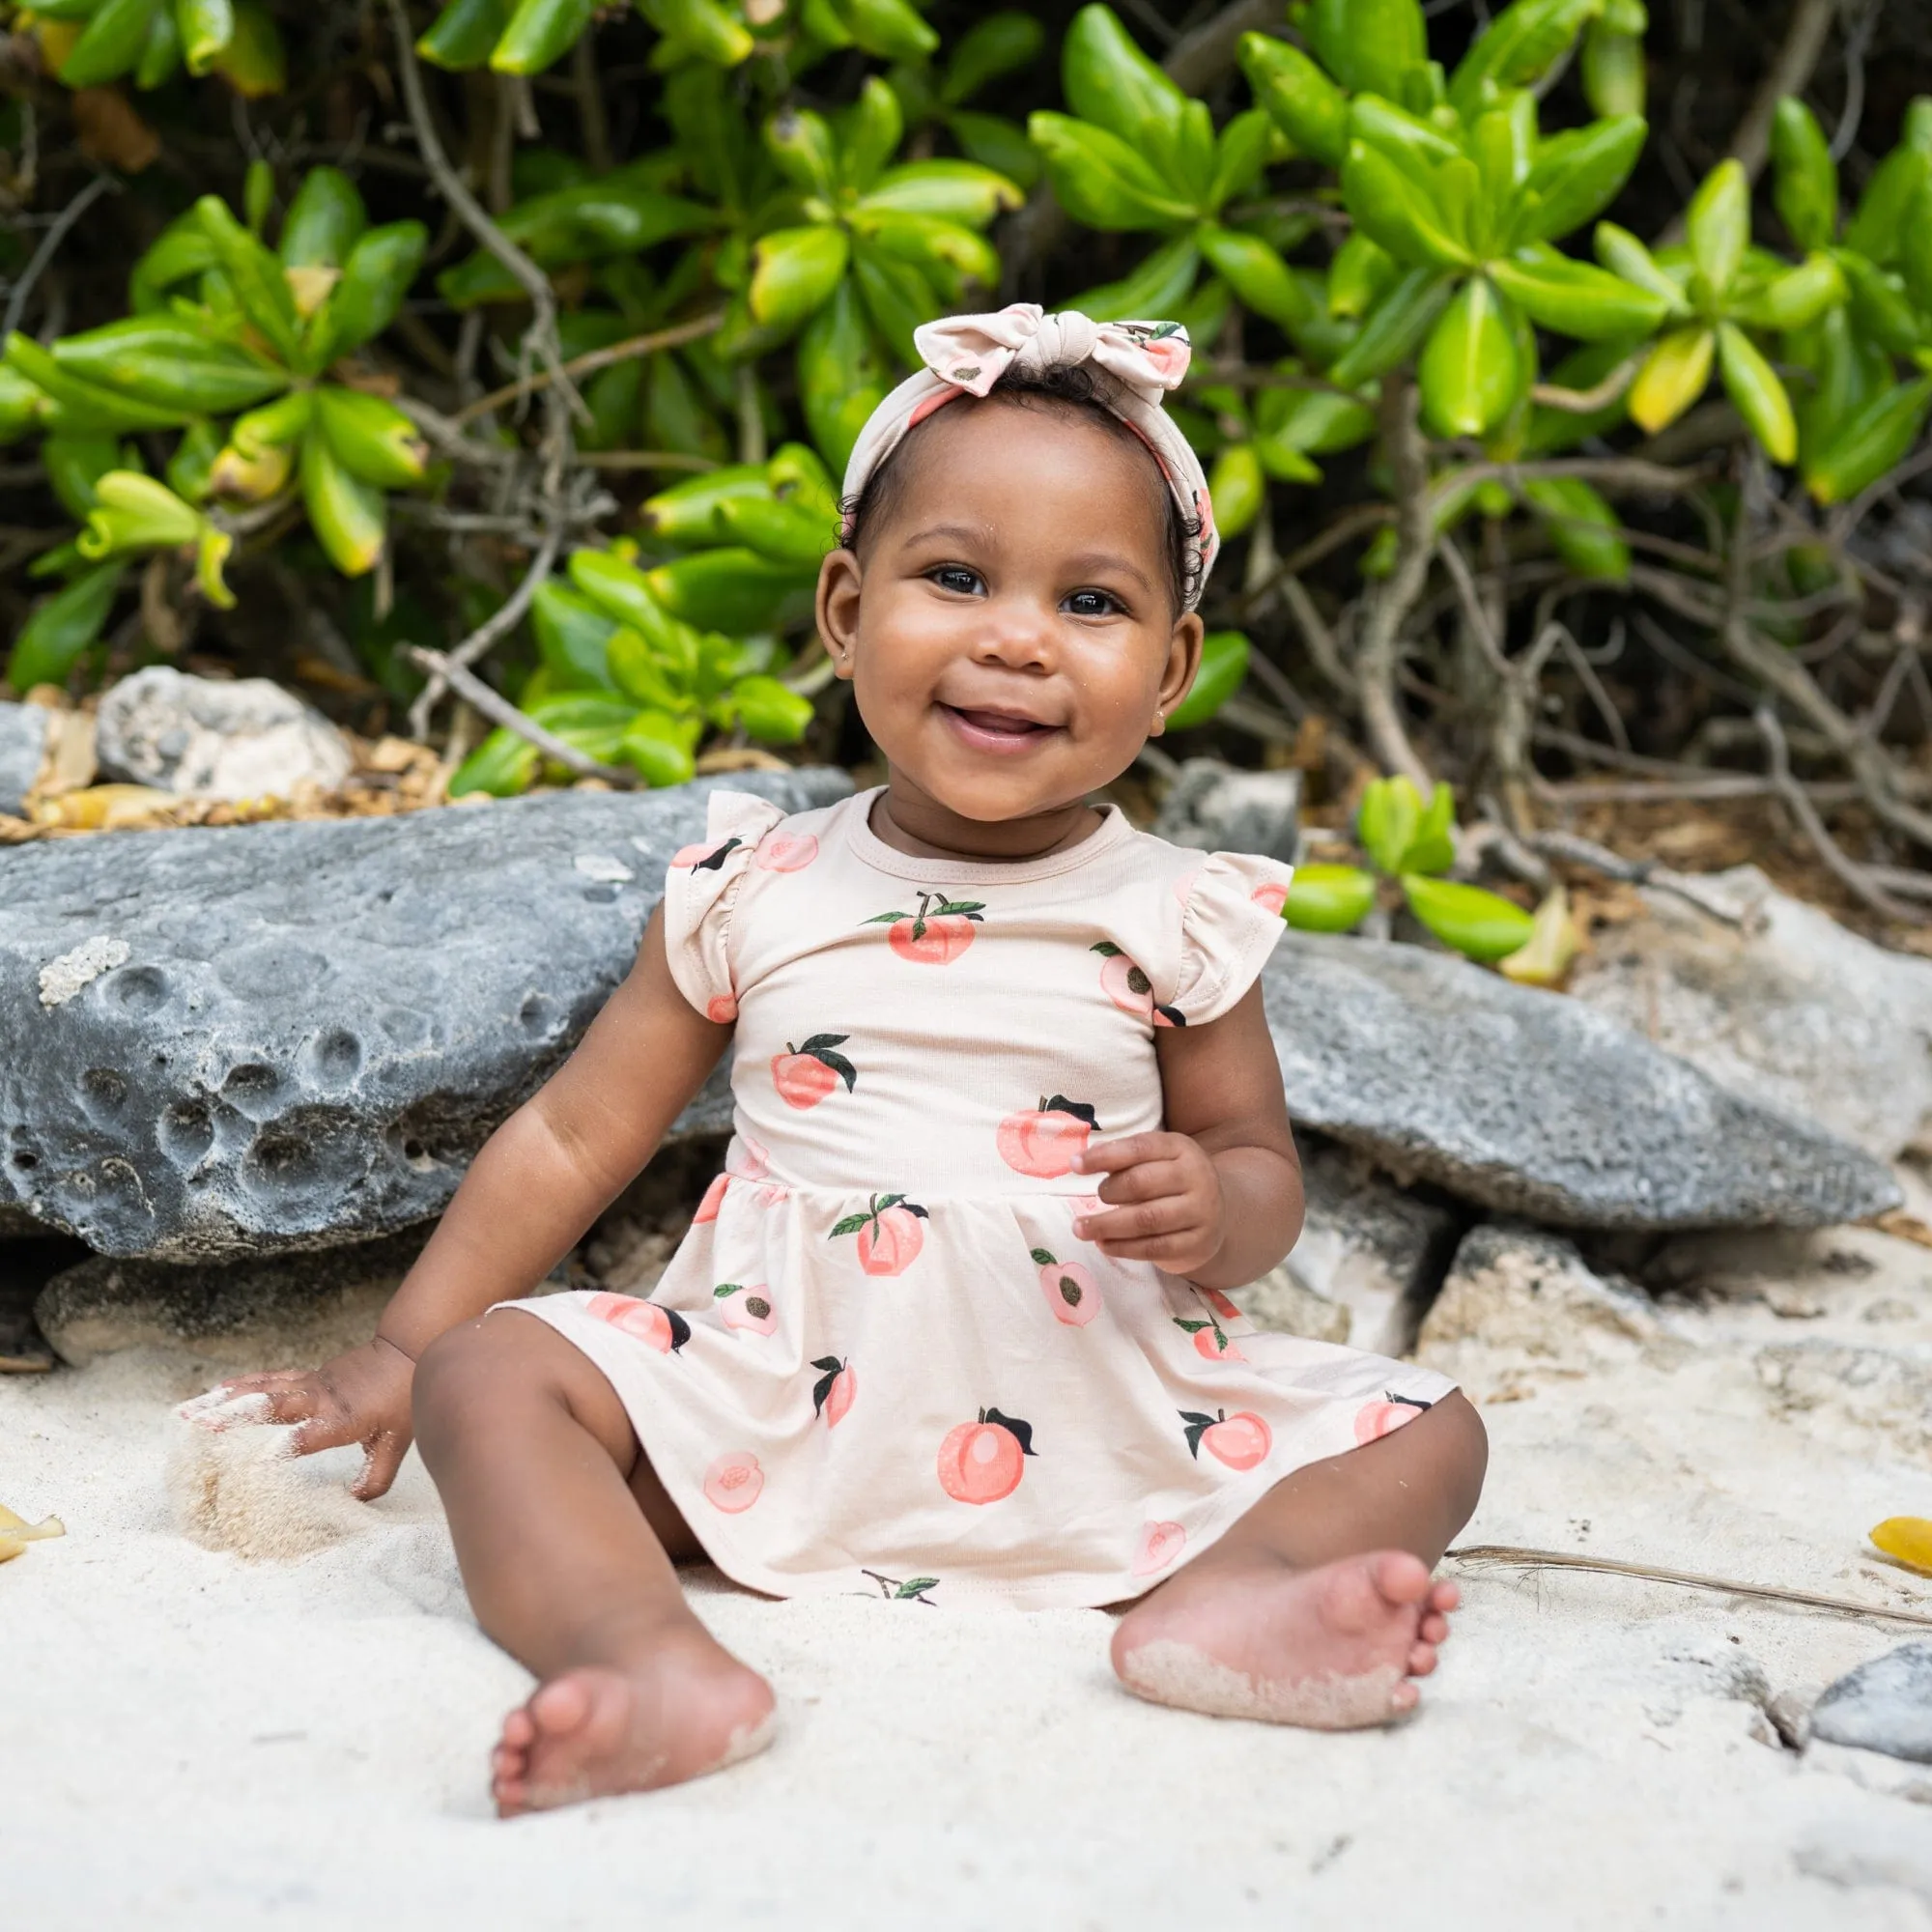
[816,549,864,678]
[1157,609,1206,715]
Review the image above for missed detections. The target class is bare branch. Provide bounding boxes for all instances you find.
[405,645,638,786]
[3,174,119,339]
[408,526,562,740]
[451,311,725,431]
[1353,371,1435,787]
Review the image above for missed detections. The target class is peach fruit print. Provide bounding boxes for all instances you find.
[1353,1391,1434,1445]
[862,890,985,964]
[1179,1406,1272,1469]
[714,1284,777,1335]
[703,1450,764,1513]
[1031,1245,1100,1325]
[810,1355,856,1427]
[1090,941,1184,1028]
[705,993,739,1024]
[829,1193,928,1275]
[755,831,818,871]
[997,1095,1098,1178]
[1200,1287,1243,1325]
[1132,1520,1187,1577]
[771,1033,857,1109]
[585,1292,690,1353]
[673,835,745,871]
[1250,880,1290,917]
[937,1406,1037,1504]
[1174,1315,1244,1361]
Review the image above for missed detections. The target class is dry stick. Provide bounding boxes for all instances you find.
[577,448,720,472]
[450,312,725,430]
[406,645,637,786]
[1527,357,1638,414]
[1753,703,1916,921]
[2,173,119,339]
[571,32,612,175]
[1355,373,1435,790]
[407,526,561,740]
[1277,571,1358,700]
[384,0,582,454]
[1447,1544,1932,1632]
[1237,501,1393,622]
[1519,828,1748,926]
[1723,0,1839,185]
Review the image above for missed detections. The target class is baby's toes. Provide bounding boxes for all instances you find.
[1408,1641,1438,1677]
[1368,1549,1433,1608]
[528,1673,594,1740]
[1419,1610,1451,1645]
[499,1705,537,1752]
[1427,1578,1461,1614]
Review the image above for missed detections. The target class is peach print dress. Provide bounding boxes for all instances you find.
[509,787,1456,1610]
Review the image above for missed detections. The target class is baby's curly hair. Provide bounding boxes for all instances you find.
[839,362,1206,614]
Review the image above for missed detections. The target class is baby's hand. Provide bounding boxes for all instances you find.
[1071,1132,1225,1276]
[183,1338,416,1500]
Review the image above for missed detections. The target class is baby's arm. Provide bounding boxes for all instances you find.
[211,907,730,1495]
[1071,982,1302,1290]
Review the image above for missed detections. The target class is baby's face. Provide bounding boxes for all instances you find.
[817,404,1203,825]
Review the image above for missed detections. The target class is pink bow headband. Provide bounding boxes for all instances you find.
[838,303,1219,609]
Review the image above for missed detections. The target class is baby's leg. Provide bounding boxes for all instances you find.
[1112,1391,1487,1729]
[413,1311,775,1813]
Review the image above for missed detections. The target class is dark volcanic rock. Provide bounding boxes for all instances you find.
[1263,932,1901,1231]
[0,771,845,1260]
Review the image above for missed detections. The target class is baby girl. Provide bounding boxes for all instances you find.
[207,304,1488,1813]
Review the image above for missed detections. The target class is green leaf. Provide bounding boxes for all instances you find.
[1208,109,1274,217]
[1402,781,1457,873]
[1166,630,1250,730]
[194,193,302,361]
[1521,475,1629,581]
[1025,113,1196,232]
[1729,251,1845,333]
[838,77,904,193]
[1592,220,1690,313]
[1686,159,1749,304]
[530,579,619,691]
[299,431,386,577]
[838,0,937,61]
[851,240,936,365]
[1804,375,1932,505]
[1284,864,1378,932]
[1401,873,1535,961]
[1448,0,1597,119]
[1239,33,1348,168]
[1843,143,1930,269]
[1717,321,1797,462]
[47,319,288,416]
[799,280,890,471]
[1307,0,1427,100]
[1418,276,1520,437]
[1837,249,1922,357]
[750,225,850,335]
[1489,246,1669,339]
[314,386,427,490]
[1327,232,1395,319]
[1579,21,1645,120]
[1627,323,1714,434]
[642,465,770,546]
[1197,225,1311,330]
[637,0,753,65]
[941,11,1043,104]
[860,159,1023,226]
[1208,444,1264,541]
[6,561,122,693]
[1326,266,1456,387]
[1067,235,1201,324]
[57,0,162,90]
[416,0,510,70]
[1508,116,1647,248]
[716,495,835,569]
[766,105,838,197]
[1063,4,1188,169]
[308,221,426,362]
[1342,142,1472,270]
[619,709,698,787]
[1772,98,1838,253]
[729,673,815,744]
[646,548,817,635]
[279,167,366,270]
[1358,775,1424,876]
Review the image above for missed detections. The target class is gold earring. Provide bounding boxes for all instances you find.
[1151,710,1166,736]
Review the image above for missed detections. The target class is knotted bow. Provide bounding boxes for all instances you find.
[839,302,1217,607]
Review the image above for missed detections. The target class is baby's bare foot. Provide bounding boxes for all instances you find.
[492,1628,776,1816]
[1111,1548,1458,1729]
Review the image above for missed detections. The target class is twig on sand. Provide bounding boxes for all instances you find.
[406,644,637,786]
[1446,1544,1932,1630]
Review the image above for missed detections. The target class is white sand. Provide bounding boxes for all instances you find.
[8,1224,1932,1930]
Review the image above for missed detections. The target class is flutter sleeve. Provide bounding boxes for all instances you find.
[1171,851,1295,1026]
[661,789,787,1023]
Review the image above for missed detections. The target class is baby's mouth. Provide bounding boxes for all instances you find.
[938,704,1062,753]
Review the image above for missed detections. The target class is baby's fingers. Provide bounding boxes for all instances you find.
[350,1426,412,1501]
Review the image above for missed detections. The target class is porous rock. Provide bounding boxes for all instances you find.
[0,770,847,1260]
[1569,866,1932,1160]
[1417,1222,1662,1375]
[1151,758,1301,864]
[94,667,354,801]
[1753,1339,1932,1456]
[1809,1643,1932,1765]
[35,1230,427,1367]
[1263,931,1900,1230]
[1275,1139,1462,1352]
[0,700,49,816]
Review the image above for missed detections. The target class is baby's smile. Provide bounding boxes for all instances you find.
[937,701,1064,755]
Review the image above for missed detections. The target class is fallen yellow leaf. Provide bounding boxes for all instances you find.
[33,783,181,832]
[0,1502,65,1542]
[1871,1516,1932,1576]
[1498,883,1582,988]
[0,1535,22,1564]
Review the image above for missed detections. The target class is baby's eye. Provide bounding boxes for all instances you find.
[1064,587,1123,618]
[929,565,983,596]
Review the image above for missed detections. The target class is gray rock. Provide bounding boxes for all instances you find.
[0,701,49,816]
[1231,1264,1350,1344]
[35,1231,427,1367]
[94,667,354,801]
[1151,758,1301,863]
[1754,1339,1932,1456]
[1263,931,1900,1230]
[1417,1223,1662,1374]
[1279,1140,1462,1352]
[0,770,846,1260]
[1810,1643,1932,1765]
[1569,865,1932,1160]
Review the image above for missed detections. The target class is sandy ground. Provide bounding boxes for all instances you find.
[8,1216,1932,1931]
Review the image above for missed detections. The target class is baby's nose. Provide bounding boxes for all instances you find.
[972,600,1056,669]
